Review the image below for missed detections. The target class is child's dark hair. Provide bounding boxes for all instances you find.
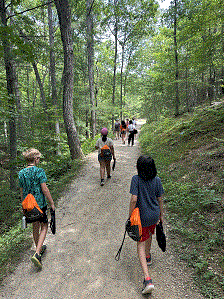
[137,155,157,181]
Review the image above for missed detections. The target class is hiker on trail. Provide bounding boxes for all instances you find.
[125,118,129,127]
[19,148,55,269]
[95,128,116,186]
[127,119,136,146]
[132,117,136,126]
[129,155,164,295]
[114,119,120,140]
[120,120,127,144]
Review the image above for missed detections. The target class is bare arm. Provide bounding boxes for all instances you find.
[41,183,55,210]
[158,196,164,223]
[129,194,137,218]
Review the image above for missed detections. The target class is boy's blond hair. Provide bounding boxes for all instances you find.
[22,148,41,163]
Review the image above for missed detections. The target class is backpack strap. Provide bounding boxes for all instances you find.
[115,230,127,261]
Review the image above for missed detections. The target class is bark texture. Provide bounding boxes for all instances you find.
[54,0,82,159]
[0,0,17,190]
[86,0,96,137]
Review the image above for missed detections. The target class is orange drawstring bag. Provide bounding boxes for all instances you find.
[22,194,44,222]
[115,207,142,261]
[126,207,142,242]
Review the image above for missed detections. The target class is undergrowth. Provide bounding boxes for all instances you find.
[139,105,224,299]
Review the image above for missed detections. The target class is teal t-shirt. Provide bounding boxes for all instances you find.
[19,166,47,209]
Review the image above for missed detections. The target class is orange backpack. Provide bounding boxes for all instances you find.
[100,144,112,158]
[22,194,44,222]
[22,173,44,222]
[115,207,142,261]
[126,207,142,242]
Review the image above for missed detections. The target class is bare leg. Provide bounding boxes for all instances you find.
[105,161,111,177]
[99,161,105,179]
[137,241,150,280]
[33,221,40,247]
[35,222,48,254]
[145,235,152,257]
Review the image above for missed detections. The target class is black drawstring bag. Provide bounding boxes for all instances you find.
[50,208,56,234]
[156,221,166,252]
[112,159,116,171]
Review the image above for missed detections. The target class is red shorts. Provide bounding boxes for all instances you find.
[140,224,156,242]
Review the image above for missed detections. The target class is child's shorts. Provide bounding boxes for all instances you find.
[140,224,157,242]
[26,206,48,224]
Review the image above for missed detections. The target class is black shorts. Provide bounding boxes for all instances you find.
[26,206,48,224]
[98,154,112,162]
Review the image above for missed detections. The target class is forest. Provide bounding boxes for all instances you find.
[0,0,224,294]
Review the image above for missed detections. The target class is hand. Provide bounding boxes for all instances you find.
[51,203,55,211]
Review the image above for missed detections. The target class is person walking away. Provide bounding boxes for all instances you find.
[120,120,127,144]
[125,118,129,128]
[129,155,164,294]
[114,119,120,140]
[19,148,55,269]
[132,117,137,140]
[132,117,136,126]
[95,128,116,186]
[128,119,136,146]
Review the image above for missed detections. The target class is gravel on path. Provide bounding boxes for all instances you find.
[0,126,205,299]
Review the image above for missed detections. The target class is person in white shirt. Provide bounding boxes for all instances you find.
[128,120,136,146]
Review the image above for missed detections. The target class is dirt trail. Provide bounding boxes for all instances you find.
[0,123,205,299]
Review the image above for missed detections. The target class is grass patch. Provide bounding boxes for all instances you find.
[139,105,224,298]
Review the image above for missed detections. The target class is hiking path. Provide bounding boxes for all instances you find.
[0,121,205,299]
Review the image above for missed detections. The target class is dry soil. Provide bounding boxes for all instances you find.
[0,123,205,299]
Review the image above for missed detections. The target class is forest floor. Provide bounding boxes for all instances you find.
[0,122,205,299]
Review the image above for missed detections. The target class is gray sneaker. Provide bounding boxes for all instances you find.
[146,254,152,266]
[40,245,47,256]
[142,278,154,294]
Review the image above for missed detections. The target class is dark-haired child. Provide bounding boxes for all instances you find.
[129,155,164,294]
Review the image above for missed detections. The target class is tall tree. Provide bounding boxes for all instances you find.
[86,0,96,137]
[0,0,17,191]
[54,0,83,159]
[48,2,61,155]
[173,0,179,116]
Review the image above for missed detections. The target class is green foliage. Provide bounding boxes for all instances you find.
[0,224,32,282]
[81,134,100,155]
[139,105,224,298]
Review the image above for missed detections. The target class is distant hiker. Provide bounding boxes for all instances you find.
[19,148,55,269]
[114,119,120,140]
[120,120,127,144]
[129,155,164,294]
[127,119,136,146]
[95,128,116,186]
[132,117,136,126]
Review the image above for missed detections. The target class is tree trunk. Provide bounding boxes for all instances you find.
[221,23,224,95]
[112,6,118,128]
[86,0,96,138]
[48,2,61,155]
[32,62,48,111]
[120,44,125,120]
[54,0,83,159]
[0,0,17,191]
[173,0,179,116]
